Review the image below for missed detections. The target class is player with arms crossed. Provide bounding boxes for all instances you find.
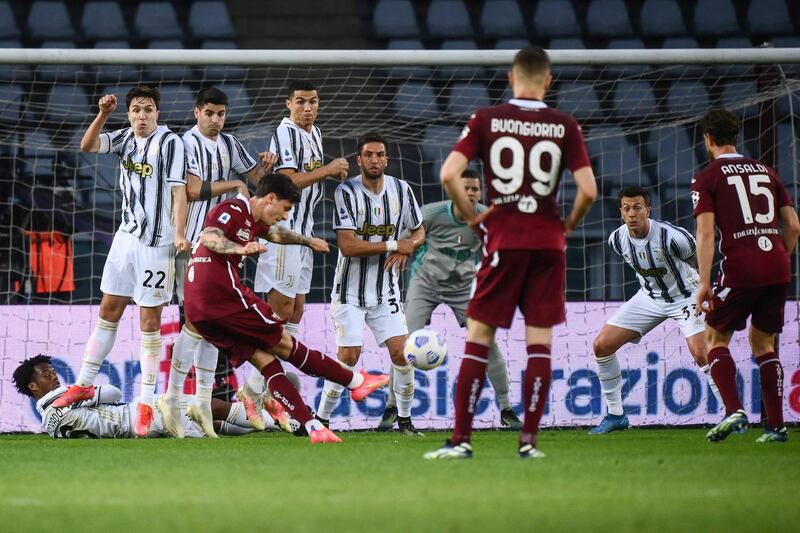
[425,46,597,459]
[377,169,522,431]
[692,108,799,443]
[589,186,722,434]
[254,81,349,336]
[162,87,278,438]
[316,132,425,435]
[54,87,190,438]
[184,173,389,444]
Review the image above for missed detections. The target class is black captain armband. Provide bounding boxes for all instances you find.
[199,180,212,201]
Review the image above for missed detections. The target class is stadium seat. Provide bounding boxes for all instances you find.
[46,85,89,126]
[154,84,195,126]
[772,36,800,48]
[234,123,274,160]
[0,84,23,124]
[93,40,139,83]
[27,1,75,41]
[660,37,704,76]
[586,0,633,38]
[144,40,193,83]
[606,39,647,77]
[747,0,793,36]
[533,0,580,38]
[199,41,246,81]
[213,83,253,123]
[373,0,420,39]
[714,36,754,75]
[0,1,20,39]
[776,122,797,182]
[422,125,460,177]
[548,38,589,81]
[612,80,656,119]
[22,131,57,177]
[639,0,687,38]
[135,2,184,40]
[494,38,530,50]
[721,80,759,120]
[585,127,643,190]
[38,41,83,82]
[660,37,699,49]
[480,0,527,38]
[646,126,700,186]
[556,81,603,121]
[386,39,430,78]
[188,1,236,40]
[693,0,740,37]
[446,82,489,116]
[0,40,32,82]
[427,0,472,38]
[666,81,709,117]
[437,39,482,79]
[81,1,128,41]
[393,81,439,121]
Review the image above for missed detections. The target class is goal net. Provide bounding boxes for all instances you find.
[0,48,798,432]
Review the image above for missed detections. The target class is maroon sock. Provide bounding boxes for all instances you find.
[260,358,312,425]
[285,337,353,386]
[707,347,743,414]
[520,344,552,447]
[758,352,784,429]
[451,342,489,444]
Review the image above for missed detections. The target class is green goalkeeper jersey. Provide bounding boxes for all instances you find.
[410,200,486,293]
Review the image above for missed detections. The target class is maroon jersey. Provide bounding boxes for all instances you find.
[184,195,271,322]
[453,98,591,252]
[692,153,793,288]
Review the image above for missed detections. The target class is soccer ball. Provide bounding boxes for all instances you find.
[404,329,447,370]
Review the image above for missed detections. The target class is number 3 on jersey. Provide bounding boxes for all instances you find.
[489,137,562,202]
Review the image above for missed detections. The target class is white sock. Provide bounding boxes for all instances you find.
[167,327,201,397]
[317,363,351,420]
[193,335,218,403]
[347,370,365,389]
[700,364,724,407]
[596,354,623,416]
[392,362,415,418]
[304,418,324,434]
[246,371,265,395]
[218,421,255,436]
[76,318,118,387]
[139,330,162,407]
[284,322,300,338]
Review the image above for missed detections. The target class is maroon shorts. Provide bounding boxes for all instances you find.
[468,248,566,329]
[192,299,284,368]
[706,283,788,334]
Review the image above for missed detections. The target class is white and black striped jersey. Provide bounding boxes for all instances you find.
[99,125,186,247]
[608,218,700,303]
[183,126,258,243]
[269,117,324,237]
[331,174,423,307]
[36,385,132,439]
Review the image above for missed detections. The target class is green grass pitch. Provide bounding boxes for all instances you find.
[1,429,798,532]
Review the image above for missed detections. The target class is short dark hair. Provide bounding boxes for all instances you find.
[461,168,481,180]
[357,132,389,155]
[12,354,52,397]
[195,87,228,109]
[126,85,160,110]
[287,81,318,100]
[700,108,739,147]
[619,186,651,207]
[255,173,301,204]
[512,46,551,77]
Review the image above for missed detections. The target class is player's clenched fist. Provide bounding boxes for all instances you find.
[240,242,267,256]
[98,94,117,115]
[325,158,349,180]
[259,151,278,173]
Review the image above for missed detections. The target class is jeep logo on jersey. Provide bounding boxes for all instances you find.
[122,155,153,177]
[303,159,322,172]
[635,266,668,278]
[355,222,396,237]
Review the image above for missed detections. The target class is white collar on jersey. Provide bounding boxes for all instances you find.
[509,98,548,109]
[358,174,388,197]
[235,193,252,214]
[189,125,221,148]
[716,153,743,159]
[280,116,315,136]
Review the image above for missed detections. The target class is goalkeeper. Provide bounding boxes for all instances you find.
[377,169,522,431]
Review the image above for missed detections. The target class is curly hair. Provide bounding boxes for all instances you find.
[12,354,52,397]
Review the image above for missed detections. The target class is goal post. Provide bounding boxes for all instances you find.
[0,48,797,432]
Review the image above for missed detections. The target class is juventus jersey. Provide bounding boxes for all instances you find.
[332,174,423,307]
[608,218,700,303]
[269,117,324,237]
[99,125,187,247]
[183,126,258,243]
[36,385,132,439]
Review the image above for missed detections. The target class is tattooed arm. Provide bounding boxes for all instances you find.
[201,227,266,256]
[263,226,330,253]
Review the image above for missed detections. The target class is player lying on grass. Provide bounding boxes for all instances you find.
[181,172,389,444]
[12,355,295,439]
[589,186,723,434]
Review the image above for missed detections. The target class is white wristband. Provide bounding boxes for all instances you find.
[385,241,398,252]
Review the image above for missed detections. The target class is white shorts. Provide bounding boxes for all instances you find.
[332,300,408,348]
[607,290,705,341]
[100,230,174,307]
[253,242,312,298]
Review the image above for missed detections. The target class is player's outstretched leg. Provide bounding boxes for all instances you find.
[424,342,489,459]
[518,345,552,459]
